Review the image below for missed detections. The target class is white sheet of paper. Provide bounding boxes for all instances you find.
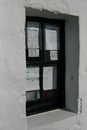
[43,67,57,90]
[28,49,39,57]
[26,78,39,91]
[43,67,53,90]
[27,22,39,49]
[45,25,60,50]
[26,67,39,90]
[50,51,58,60]
[26,67,39,79]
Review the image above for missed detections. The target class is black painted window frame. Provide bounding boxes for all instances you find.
[25,17,65,116]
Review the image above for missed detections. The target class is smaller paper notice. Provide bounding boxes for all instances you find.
[50,51,58,60]
[28,49,39,57]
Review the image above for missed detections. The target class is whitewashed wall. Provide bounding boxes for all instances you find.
[0,0,87,130]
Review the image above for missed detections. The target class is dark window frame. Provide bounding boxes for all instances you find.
[25,17,65,116]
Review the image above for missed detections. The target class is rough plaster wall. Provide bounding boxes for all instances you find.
[0,0,87,130]
[0,0,27,130]
[25,0,70,14]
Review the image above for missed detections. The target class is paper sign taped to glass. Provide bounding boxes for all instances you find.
[43,67,57,90]
[26,67,39,79]
[45,25,60,50]
[50,51,58,60]
[27,22,39,57]
[27,22,39,48]
[28,49,39,57]
[26,67,39,90]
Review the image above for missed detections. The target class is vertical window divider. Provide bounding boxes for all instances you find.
[39,22,44,99]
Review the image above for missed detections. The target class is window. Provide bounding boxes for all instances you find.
[25,17,65,116]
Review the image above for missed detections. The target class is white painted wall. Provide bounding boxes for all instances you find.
[0,0,87,130]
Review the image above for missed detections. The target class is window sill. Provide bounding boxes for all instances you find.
[27,109,77,129]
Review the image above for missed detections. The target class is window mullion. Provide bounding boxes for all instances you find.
[39,66,43,99]
[39,22,44,99]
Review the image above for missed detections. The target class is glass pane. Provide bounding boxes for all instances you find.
[44,50,50,62]
[26,90,40,102]
[26,67,39,90]
[42,90,58,99]
[45,25,60,50]
[43,66,57,90]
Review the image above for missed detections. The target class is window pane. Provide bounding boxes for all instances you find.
[45,25,60,50]
[26,90,40,102]
[42,90,58,99]
[26,67,40,90]
[43,66,57,90]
